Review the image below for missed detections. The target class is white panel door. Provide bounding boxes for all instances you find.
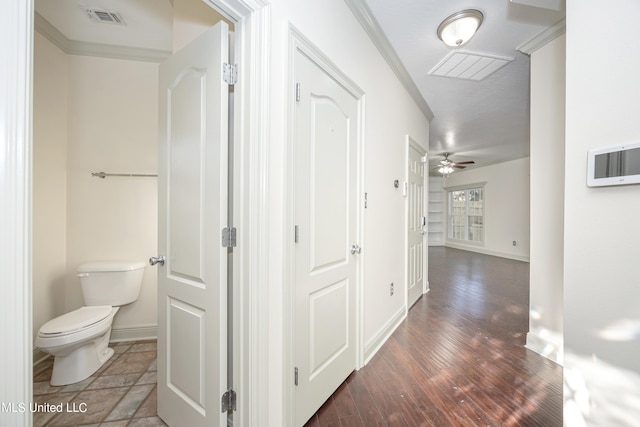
[407,140,426,308]
[294,51,359,426]
[157,21,229,427]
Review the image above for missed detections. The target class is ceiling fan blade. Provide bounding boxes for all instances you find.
[453,161,475,165]
[453,165,467,169]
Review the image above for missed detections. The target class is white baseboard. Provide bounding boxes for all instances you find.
[363,306,406,364]
[526,331,563,365]
[33,348,50,366]
[110,324,158,342]
[445,242,530,262]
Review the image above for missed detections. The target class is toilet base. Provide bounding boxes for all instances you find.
[50,328,114,386]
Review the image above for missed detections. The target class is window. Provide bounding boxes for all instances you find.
[448,187,484,243]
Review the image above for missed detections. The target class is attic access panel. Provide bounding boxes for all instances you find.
[429,51,513,81]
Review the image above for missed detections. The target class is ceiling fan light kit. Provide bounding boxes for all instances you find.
[437,9,484,48]
[434,153,476,176]
[438,165,455,176]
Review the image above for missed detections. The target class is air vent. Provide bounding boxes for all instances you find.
[429,51,513,81]
[82,8,127,26]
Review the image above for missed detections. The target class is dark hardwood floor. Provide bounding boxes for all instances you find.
[304,247,563,426]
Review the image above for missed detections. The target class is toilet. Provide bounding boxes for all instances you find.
[36,261,146,386]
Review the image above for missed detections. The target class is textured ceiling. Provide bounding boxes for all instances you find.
[363,0,565,172]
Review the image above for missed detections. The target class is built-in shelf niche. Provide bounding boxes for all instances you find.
[428,177,445,246]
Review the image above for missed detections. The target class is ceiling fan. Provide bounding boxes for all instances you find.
[433,152,475,176]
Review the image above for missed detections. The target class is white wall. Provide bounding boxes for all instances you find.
[267,0,429,424]
[172,0,231,53]
[33,36,159,336]
[33,32,68,341]
[528,34,565,362]
[565,0,640,373]
[443,158,530,261]
[65,54,158,330]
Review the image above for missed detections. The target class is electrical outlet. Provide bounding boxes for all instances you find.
[390,282,394,296]
[513,240,517,246]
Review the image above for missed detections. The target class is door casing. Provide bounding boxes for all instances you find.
[199,1,271,425]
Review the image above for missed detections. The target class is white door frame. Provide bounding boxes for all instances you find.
[283,26,365,426]
[201,2,271,424]
[1,0,271,425]
[1,2,33,426]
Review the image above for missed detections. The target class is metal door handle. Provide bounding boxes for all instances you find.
[149,255,166,266]
[351,244,361,255]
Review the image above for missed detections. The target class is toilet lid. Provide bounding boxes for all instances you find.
[39,306,113,335]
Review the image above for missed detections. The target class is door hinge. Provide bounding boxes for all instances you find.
[420,155,428,164]
[294,367,299,386]
[223,63,238,85]
[295,83,301,102]
[222,227,237,247]
[221,388,237,412]
[294,225,299,243]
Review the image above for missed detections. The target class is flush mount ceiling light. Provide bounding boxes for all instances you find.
[437,9,484,48]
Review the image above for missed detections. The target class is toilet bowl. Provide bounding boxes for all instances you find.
[36,306,119,385]
[36,261,145,385]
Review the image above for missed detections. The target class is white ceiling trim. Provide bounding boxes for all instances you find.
[34,12,170,63]
[517,18,566,55]
[343,0,434,122]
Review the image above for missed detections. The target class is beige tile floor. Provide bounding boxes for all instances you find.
[33,340,167,427]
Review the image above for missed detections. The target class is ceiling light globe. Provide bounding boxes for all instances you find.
[437,9,483,48]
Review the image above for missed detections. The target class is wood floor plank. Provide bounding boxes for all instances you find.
[368,390,410,427]
[345,372,386,427]
[331,380,358,418]
[310,247,562,427]
[404,380,454,426]
[316,396,340,427]
[338,415,365,427]
[303,414,320,427]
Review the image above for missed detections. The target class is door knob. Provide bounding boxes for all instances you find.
[149,255,166,266]
[350,244,362,255]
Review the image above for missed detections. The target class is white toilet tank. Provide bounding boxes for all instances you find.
[77,261,146,306]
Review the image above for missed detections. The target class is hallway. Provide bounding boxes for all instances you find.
[305,247,563,426]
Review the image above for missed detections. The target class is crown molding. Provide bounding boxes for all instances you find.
[343,0,434,122]
[517,18,566,55]
[34,12,170,63]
